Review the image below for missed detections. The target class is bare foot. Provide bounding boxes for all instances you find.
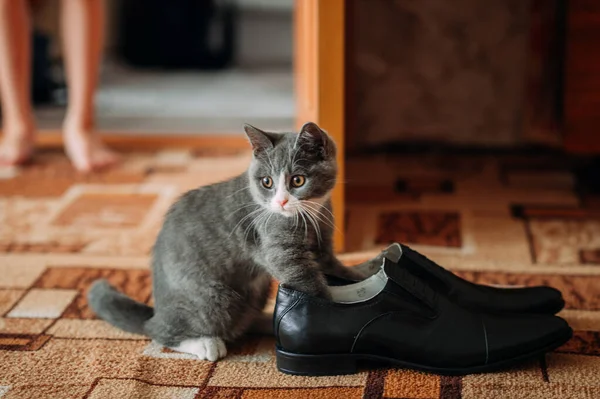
[0,126,34,166]
[63,128,120,173]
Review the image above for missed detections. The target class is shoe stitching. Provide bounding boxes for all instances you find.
[274,296,302,345]
[481,318,489,365]
[350,311,397,354]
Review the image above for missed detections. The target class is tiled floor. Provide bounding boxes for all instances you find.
[0,147,598,398]
[35,65,295,134]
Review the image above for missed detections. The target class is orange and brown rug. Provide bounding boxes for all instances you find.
[0,145,599,398]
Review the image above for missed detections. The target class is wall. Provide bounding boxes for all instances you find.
[348,0,561,150]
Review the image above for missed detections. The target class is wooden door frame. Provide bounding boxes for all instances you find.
[294,0,346,252]
[563,0,600,154]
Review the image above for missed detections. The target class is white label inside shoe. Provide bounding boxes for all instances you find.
[328,268,388,304]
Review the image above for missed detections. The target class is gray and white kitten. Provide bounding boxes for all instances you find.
[88,122,365,361]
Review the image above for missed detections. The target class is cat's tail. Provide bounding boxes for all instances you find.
[87,279,154,335]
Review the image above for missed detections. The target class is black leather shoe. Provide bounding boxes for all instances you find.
[330,243,565,315]
[275,259,572,376]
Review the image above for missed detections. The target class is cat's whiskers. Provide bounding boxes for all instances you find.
[300,201,332,220]
[301,206,322,246]
[226,186,251,199]
[303,200,335,218]
[262,212,275,237]
[292,211,299,233]
[302,205,336,233]
[301,202,338,232]
[228,207,264,238]
[229,202,260,216]
[258,210,272,236]
[302,200,343,235]
[243,208,268,245]
[299,210,309,241]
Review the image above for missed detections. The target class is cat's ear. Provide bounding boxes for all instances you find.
[244,124,276,154]
[297,122,336,159]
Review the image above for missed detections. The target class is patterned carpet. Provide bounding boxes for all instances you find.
[0,146,599,398]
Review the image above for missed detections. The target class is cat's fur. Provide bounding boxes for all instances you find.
[87,122,364,361]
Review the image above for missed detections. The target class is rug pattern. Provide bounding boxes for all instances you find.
[0,149,599,398]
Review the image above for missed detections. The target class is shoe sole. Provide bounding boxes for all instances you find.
[276,328,573,376]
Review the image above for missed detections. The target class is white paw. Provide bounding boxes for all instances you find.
[172,337,227,361]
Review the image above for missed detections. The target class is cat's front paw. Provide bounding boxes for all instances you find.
[172,337,227,361]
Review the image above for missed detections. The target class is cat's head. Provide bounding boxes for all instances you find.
[244,122,337,217]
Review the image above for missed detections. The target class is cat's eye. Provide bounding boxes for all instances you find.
[291,175,306,188]
[261,176,273,189]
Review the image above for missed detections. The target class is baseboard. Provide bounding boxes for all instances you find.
[0,130,250,151]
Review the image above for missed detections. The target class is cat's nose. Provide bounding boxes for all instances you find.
[279,199,289,207]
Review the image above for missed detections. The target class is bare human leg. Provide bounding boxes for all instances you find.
[0,0,35,165]
[61,0,118,172]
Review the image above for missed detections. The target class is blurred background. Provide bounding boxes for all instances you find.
[348,0,565,150]
[11,0,599,252]
[29,0,295,134]
[25,0,576,149]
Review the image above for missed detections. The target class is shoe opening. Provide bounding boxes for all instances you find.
[328,267,388,304]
